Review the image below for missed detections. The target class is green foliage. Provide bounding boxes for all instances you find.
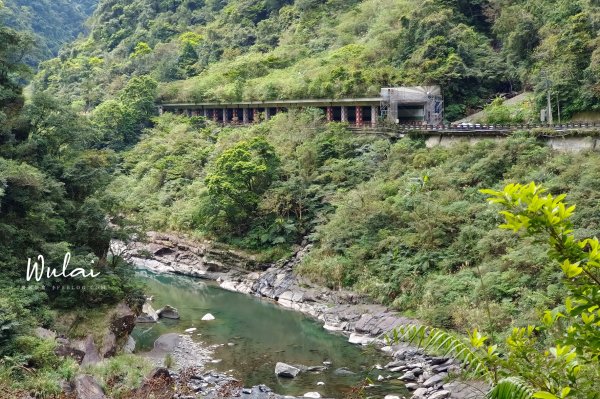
[82,354,154,399]
[32,0,600,119]
[0,17,143,397]
[204,136,281,235]
[390,183,600,399]
[0,0,97,65]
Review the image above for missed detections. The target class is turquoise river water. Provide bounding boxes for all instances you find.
[132,270,408,398]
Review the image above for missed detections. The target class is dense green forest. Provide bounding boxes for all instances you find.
[0,18,145,396]
[0,0,98,65]
[1,0,600,397]
[34,0,600,120]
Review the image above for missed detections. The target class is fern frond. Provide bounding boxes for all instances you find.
[391,324,494,383]
[487,377,533,399]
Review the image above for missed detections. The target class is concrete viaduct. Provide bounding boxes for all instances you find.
[159,97,383,127]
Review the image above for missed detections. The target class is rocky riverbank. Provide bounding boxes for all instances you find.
[112,232,487,399]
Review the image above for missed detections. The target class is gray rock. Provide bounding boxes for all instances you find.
[423,373,446,388]
[275,362,301,378]
[399,371,418,381]
[74,375,106,399]
[411,387,428,399]
[137,302,159,323]
[405,383,419,390]
[334,367,356,376]
[307,365,327,372]
[384,396,401,399]
[157,305,180,319]
[428,390,451,399]
[100,331,117,358]
[81,335,101,366]
[202,313,215,321]
[303,392,321,398]
[123,336,136,354]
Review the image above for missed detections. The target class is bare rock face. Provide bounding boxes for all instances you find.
[74,375,106,399]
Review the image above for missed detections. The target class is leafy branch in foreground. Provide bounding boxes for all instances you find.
[389,183,600,399]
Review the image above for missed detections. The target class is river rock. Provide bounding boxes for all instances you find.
[123,336,136,354]
[275,362,301,378]
[74,375,106,399]
[333,367,355,376]
[411,387,428,399]
[348,333,375,345]
[137,302,159,323]
[423,373,446,387]
[303,392,321,398]
[399,371,418,381]
[428,390,451,399]
[157,305,180,319]
[384,396,401,399]
[316,382,325,386]
[202,313,215,321]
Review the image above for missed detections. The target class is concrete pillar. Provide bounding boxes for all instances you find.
[265,108,271,121]
[253,108,258,122]
[326,106,333,122]
[371,106,378,127]
[341,106,348,122]
[222,108,229,124]
[355,106,362,126]
[212,109,218,122]
[158,106,164,116]
[232,109,239,124]
[203,109,208,118]
[242,108,249,124]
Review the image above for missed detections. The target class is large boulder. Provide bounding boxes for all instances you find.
[74,375,106,399]
[110,302,137,337]
[137,302,159,323]
[80,335,101,366]
[55,338,85,364]
[157,305,180,319]
[275,362,301,378]
[100,331,116,358]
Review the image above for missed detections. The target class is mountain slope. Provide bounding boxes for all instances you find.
[35,0,600,119]
[0,0,98,65]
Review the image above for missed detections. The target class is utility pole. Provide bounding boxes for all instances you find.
[556,94,561,124]
[543,71,553,124]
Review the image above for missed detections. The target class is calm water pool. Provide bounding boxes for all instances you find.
[132,270,408,398]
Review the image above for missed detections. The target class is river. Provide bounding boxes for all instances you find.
[131,270,408,398]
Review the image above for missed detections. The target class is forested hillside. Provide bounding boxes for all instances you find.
[0,0,98,65]
[0,22,145,395]
[35,0,600,119]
